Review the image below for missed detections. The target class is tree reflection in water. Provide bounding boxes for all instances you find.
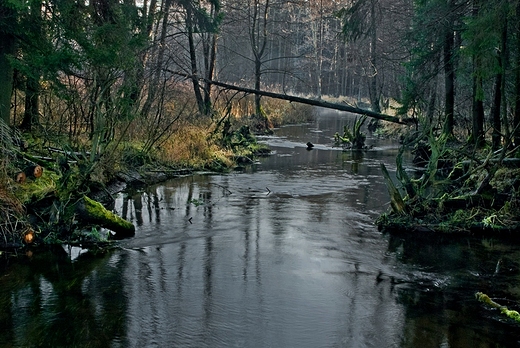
[1,110,520,347]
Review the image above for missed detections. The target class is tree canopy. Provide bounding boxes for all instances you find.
[1,0,519,149]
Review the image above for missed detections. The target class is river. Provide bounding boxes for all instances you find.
[1,109,520,347]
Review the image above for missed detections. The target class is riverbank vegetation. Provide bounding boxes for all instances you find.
[0,93,311,248]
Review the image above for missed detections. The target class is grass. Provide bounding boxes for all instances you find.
[1,93,315,247]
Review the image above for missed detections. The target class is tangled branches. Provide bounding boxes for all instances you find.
[0,120,29,246]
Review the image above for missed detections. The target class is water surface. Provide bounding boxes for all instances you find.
[1,109,520,347]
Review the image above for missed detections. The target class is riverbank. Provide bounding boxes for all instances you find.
[375,130,520,238]
[1,106,303,249]
[2,109,520,346]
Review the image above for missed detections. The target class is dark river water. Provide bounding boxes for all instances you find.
[2,109,520,347]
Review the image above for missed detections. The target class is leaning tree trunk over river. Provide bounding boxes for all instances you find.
[167,71,409,125]
[208,79,408,124]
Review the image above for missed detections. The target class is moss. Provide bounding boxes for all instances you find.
[80,196,135,237]
[476,292,497,307]
[476,292,520,324]
[491,168,520,192]
[14,169,60,204]
[501,308,520,322]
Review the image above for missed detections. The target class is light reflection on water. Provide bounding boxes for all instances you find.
[1,109,520,347]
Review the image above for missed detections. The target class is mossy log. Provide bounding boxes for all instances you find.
[76,196,135,238]
[476,292,520,323]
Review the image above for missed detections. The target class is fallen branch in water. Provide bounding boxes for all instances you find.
[476,292,520,323]
[76,196,135,238]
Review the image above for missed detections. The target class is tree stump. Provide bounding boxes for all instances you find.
[15,165,44,184]
[30,164,44,178]
[15,172,27,183]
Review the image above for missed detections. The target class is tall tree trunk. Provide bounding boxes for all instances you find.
[472,59,484,145]
[20,0,44,131]
[20,75,40,130]
[314,0,324,99]
[491,73,502,150]
[442,2,455,136]
[203,32,217,115]
[426,75,438,124]
[202,2,219,116]
[491,10,507,151]
[141,0,171,119]
[186,4,205,114]
[0,15,15,126]
[126,0,157,107]
[489,53,503,152]
[368,0,380,114]
[515,1,520,146]
[470,0,484,145]
[250,0,269,128]
[254,58,262,115]
[500,7,509,147]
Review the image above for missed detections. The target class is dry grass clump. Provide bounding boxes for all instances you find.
[264,99,315,127]
[213,93,315,129]
[155,125,234,169]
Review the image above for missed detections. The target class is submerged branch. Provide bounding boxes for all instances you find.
[476,292,520,324]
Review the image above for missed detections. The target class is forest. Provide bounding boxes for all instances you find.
[1,0,520,246]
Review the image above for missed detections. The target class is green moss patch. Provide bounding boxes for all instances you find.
[77,196,135,237]
[14,169,60,204]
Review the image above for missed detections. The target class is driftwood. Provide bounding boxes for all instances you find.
[167,70,411,125]
[76,196,135,238]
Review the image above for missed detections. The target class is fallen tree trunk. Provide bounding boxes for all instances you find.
[167,71,411,125]
[76,196,135,238]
